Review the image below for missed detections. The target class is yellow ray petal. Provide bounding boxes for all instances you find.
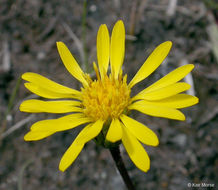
[110,20,125,79]
[122,126,150,172]
[20,99,81,113]
[75,120,104,145]
[24,83,81,100]
[133,82,191,101]
[131,94,199,109]
[120,115,159,146]
[129,41,172,88]
[56,42,88,86]
[59,140,84,172]
[31,114,91,132]
[24,130,55,141]
[22,72,81,97]
[143,64,195,93]
[93,61,101,80]
[129,103,185,120]
[97,24,110,78]
[106,118,122,143]
[59,120,104,172]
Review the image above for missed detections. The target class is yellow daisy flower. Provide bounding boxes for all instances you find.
[20,20,198,172]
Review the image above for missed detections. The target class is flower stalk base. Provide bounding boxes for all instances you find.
[109,146,136,190]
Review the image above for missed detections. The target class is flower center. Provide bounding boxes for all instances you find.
[81,75,131,121]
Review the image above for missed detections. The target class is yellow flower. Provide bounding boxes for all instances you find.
[20,20,198,172]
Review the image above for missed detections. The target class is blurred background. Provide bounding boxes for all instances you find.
[0,0,218,189]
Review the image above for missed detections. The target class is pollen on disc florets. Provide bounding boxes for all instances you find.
[81,75,131,121]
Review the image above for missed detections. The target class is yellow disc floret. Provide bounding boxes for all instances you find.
[81,75,130,121]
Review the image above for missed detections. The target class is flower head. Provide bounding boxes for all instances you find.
[20,20,198,172]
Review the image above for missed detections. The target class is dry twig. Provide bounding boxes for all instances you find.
[62,22,85,66]
[1,40,11,72]
[166,0,178,16]
[1,114,35,139]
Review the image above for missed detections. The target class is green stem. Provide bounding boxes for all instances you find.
[109,146,136,190]
[6,76,22,116]
[18,159,33,190]
[0,76,22,142]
